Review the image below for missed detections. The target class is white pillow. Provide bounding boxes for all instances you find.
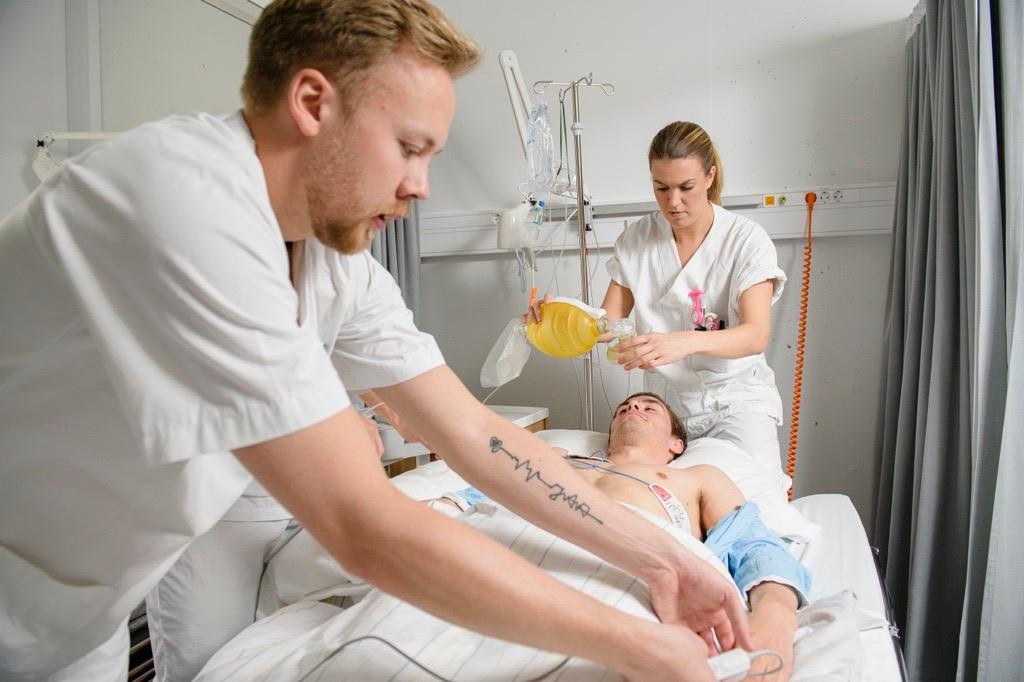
[669,437,821,543]
[533,429,608,457]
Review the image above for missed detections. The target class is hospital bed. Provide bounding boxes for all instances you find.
[197,430,907,681]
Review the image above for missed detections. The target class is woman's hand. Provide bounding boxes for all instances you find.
[615,331,703,370]
[378,404,427,446]
[360,390,428,447]
[522,292,554,324]
[359,414,384,458]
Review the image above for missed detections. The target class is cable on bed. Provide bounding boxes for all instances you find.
[709,648,784,680]
[297,634,570,681]
[746,649,785,676]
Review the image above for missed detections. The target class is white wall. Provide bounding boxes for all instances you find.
[0,0,245,213]
[0,0,910,529]
[427,0,912,213]
[99,0,248,131]
[0,0,68,215]
[420,230,893,524]
[419,0,913,527]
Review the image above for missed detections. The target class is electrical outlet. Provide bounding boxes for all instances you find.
[819,188,845,204]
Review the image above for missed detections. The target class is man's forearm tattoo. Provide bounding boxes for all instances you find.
[489,437,603,524]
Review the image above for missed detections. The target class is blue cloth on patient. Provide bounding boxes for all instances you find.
[453,486,488,507]
[437,486,489,512]
[703,501,812,607]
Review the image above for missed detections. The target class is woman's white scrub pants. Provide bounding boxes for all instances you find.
[697,412,783,476]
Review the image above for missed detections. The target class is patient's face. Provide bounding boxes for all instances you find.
[609,396,677,462]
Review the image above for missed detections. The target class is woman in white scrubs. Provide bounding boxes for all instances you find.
[602,121,786,475]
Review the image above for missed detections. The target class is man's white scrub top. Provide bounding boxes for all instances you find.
[606,204,786,435]
[0,111,443,677]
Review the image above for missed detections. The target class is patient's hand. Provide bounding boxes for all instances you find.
[748,583,798,681]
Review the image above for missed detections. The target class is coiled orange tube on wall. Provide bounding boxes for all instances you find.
[787,193,816,500]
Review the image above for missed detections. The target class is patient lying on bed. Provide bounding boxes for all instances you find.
[197,394,813,681]
[441,392,811,681]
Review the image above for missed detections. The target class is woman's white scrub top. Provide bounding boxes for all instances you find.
[0,111,442,677]
[606,204,786,436]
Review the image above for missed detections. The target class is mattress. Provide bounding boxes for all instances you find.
[792,494,904,681]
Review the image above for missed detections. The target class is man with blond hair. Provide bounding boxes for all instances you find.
[0,2,748,680]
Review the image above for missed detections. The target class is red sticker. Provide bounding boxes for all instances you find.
[650,484,671,501]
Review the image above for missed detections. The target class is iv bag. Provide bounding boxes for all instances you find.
[526,103,555,194]
[481,318,532,388]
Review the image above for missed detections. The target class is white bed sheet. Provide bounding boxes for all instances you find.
[792,494,903,681]
[212,447,906,680]
[200,501,880,681]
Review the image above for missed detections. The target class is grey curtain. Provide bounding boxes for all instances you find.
[875,1,1023,679]
[371,201,422,321]
[963,1,1023,679]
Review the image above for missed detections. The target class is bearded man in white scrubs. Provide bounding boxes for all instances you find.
[0,2,753,680]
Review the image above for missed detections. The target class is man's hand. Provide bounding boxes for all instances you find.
[624,622,715,681]
[647,553,753,655]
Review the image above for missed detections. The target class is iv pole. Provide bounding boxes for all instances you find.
[535,77,614,432]
[501,51,615,431]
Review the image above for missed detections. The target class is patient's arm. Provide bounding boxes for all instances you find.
[235,407,715,680]
[686,463,806,681]
[748,583,798,681]
[374,365,752,654]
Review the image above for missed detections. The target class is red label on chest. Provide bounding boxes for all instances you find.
[650,484,672,502]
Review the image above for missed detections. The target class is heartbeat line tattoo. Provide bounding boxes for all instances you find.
[489,437,603,524]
